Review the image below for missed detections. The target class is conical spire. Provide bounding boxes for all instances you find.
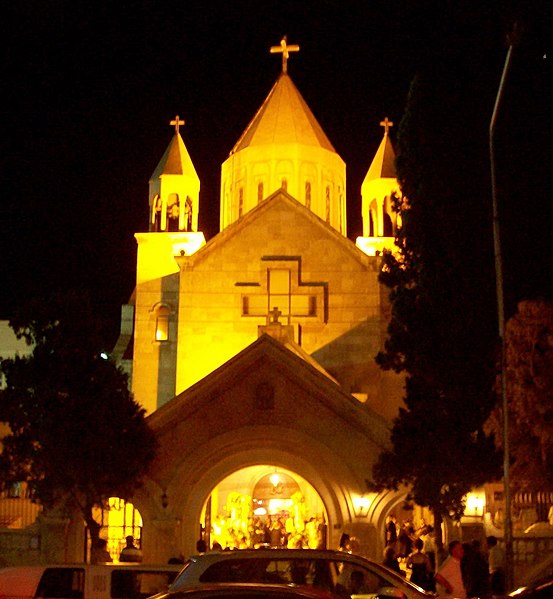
[231,73,336,153]
[149,116,200,233]
[363,117,396,182]
[220,38,346,234]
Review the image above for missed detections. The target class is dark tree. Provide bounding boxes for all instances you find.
[372,65,502,542]
[0,292,157,550]
[486,300,553,494]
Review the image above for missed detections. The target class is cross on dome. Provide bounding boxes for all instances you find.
[270,35,300,74]
[380,117,394,135]
[170,115,185,134]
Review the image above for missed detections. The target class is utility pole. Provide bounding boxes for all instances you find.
[489,33,517,591]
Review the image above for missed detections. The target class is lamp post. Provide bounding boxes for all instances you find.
[489,35,517,592]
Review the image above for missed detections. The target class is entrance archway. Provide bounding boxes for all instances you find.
[200,465,328,550]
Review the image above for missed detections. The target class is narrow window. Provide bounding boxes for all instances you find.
[257,182,264,204]
[325,186,331,223]
[155,306,170,342]
[269,269,291,317]
[167,193,180,231]
[281,178,288,192]
[305,181,311,209]
[238,187,244,217]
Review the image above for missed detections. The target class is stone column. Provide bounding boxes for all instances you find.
[38,512,71,563]
[147,516,182,564]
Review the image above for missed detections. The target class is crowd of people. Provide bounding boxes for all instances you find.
[210,513,327,551]
[383,514,506,598]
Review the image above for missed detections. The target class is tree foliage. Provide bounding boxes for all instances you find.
[486,300,553,491]
[0,292,157,545]
[372,67,502,529]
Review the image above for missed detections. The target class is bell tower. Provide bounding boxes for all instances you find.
[149,116,200,233]
[356,118,400,256]
[132,116,206,414]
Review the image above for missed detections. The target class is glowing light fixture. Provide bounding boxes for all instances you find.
[465,491,485,517]
[353,494,375,518]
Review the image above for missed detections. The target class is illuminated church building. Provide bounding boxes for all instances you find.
[111,38,415,562]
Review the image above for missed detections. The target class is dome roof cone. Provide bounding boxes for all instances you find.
[149,116,200,233]
[220,37,346,234]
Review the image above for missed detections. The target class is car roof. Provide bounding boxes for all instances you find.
[188,549,372,563]
[167,582,342,599]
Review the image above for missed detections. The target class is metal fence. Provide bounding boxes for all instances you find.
[0,485,42,528]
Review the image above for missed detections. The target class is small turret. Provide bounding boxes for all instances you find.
[149,116,200,233]
[356,118,401,256]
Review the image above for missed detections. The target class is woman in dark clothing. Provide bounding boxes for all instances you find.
[383,545,404,576]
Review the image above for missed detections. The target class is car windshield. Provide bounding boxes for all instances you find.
[173,555,430,598]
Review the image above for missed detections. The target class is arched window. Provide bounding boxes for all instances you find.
[325,186,331,223]
[369,212,375,237]
[383,196,393,236]
[257,182,264,204]
[154,305,171,342]
[92,497,143,563]
[305,181,311,209]
[152,194,162,231]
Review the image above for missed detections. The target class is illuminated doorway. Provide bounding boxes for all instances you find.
[200,465,327,551]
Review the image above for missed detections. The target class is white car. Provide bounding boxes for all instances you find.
[0,562,181,599]
[165,549,443,599]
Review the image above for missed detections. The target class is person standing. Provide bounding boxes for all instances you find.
[487,536,505,597]
[119,535,143,563]
[420,525,437,573]
[435,540,467,598]
[385,514,398,547]
[406,538,433,590]
[91,538,113,564]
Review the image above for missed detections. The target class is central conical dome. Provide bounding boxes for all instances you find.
[220,73,346,234]
[232,73,336,152]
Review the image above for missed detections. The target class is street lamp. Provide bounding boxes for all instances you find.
[489,28,519,592]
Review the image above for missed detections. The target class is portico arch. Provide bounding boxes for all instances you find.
[152,426,366,561]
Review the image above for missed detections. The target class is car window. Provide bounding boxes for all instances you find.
[36,567,84,598]
[111,569,179,598]
[331,560,407,599]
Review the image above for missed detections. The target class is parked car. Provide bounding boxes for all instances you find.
[148,582,344,599]
[163,549,440,599]
[508,574,553,599]
[0,562,182,599]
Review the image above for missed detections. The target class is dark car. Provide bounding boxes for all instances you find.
[149,582,348,599]
[164,549,436,599]
[508,574,553,599]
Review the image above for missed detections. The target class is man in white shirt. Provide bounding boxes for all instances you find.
[435,540,467,598]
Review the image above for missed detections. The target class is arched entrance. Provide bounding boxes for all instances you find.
[200,465,328,550]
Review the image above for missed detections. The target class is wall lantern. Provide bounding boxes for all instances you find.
[465,490,485,517]
[353,494,375,518]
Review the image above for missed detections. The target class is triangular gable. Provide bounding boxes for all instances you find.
[177,189,373,270]
[147,333,390,449]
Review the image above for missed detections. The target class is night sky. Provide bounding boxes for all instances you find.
[3,1,552,344]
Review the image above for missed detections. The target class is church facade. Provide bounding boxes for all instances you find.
[0,39,419,565]
[108,38,414,563]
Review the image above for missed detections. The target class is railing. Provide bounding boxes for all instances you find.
[0,486,42,529]
[513,535,553,575]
